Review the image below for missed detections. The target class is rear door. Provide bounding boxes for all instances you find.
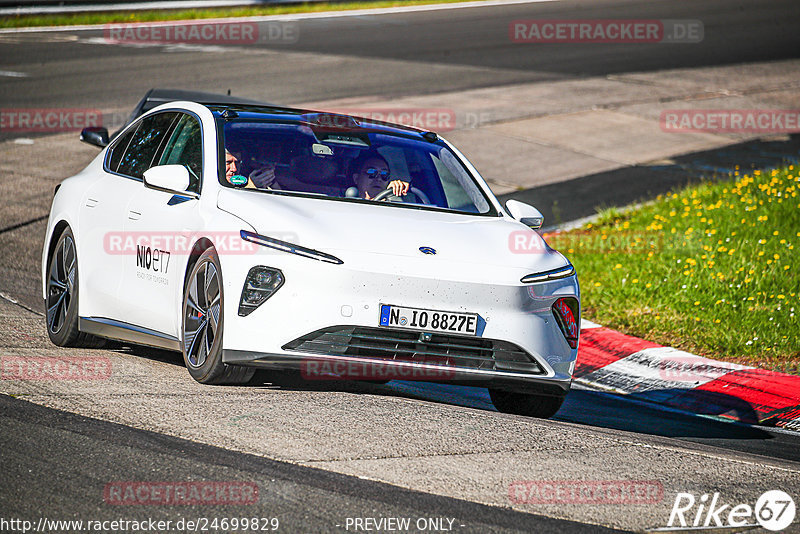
[77,113,172,321]
[80,111,179,324]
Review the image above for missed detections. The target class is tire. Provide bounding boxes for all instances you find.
[45,227,105,348]
[181,248,254,385]
[489,388,565,419]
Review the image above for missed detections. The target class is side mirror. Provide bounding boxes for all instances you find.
[80,127,109,148]
[505,199,544,229]
[143,165,196,198]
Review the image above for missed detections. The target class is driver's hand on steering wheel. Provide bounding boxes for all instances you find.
[388,180,410,197]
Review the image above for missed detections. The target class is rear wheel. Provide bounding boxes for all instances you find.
[45,227,105,348]
[181,248,254,385]
[489,389,565,419]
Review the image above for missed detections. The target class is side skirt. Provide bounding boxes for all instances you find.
[79,317,181,352]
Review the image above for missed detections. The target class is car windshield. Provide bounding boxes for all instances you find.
[220,119,495,215]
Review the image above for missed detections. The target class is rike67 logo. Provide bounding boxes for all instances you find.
[661,490,796,532]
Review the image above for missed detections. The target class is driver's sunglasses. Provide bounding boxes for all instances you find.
[365,168,390,180]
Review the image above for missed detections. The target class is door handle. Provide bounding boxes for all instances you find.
[127,210,142,221]
[85,198,99,208]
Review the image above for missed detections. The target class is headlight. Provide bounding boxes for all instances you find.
[240,230,343,265]
[238,266,284,316]
[520,264,575,283]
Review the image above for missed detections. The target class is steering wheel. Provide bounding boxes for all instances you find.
[372,186,432,205]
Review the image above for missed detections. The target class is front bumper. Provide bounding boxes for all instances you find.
[224,348,572,396]
[219,247,579,394]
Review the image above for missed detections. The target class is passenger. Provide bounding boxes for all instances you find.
[351,151,409,200]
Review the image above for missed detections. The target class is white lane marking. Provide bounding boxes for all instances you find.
[13,138,35,145]
[0,70,28,77]
[0,0,560,34]
[80,35,233,53]
[580,319,602,330]
[5,1,259,16]
[579,346,753,398]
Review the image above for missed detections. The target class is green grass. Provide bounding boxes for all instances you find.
[0,0,470,28]
[546,164,800,371]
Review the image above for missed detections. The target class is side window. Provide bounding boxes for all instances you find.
[116,112,178,179]
[158,114,203,192]
[105,125,138,173]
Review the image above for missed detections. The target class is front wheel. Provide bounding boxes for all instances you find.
[489,389,565,419]
[181,248,254,385]
[45,227,104,348]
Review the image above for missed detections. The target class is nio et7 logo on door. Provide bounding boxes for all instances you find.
[136,245,170,273]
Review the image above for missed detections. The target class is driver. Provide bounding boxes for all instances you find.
[224,149,255,188]
[225,149,279,189]
[351,151,409,200]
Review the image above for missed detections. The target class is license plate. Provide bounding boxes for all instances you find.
[379,304,479,336]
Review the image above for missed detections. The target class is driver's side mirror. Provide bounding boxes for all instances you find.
[505,199,544,229]
[143,165,197,198]
[80,127,109,148]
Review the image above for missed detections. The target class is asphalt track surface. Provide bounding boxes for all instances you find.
[1,0,800,531]
[0,0,799,110]
[0,394,620,533]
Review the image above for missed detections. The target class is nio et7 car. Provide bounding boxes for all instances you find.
[43,89,580,418]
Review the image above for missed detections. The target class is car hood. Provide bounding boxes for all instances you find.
[217,189,570,276]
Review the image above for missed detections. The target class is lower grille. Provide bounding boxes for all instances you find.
[282,326,544,374]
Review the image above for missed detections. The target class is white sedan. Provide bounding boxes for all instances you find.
[42,90,580,418]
